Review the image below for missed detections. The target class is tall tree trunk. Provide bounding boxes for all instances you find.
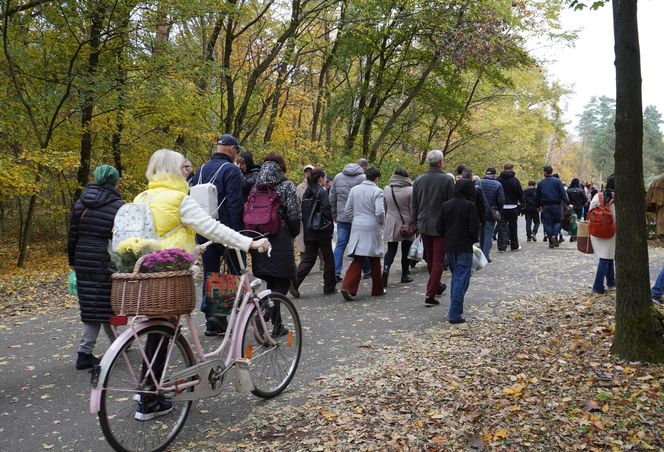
[223,11,236,133]
[345,56,372,152]
[17,193,37,267]
[264,37,296,144]
[76,5,104,196]
[610,0,664,362]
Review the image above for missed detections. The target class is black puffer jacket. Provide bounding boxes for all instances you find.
[497,171,525,208]
[67,183,123,323]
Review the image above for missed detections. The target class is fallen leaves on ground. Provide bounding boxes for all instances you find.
[227,293,664,451]
[0,241,76,318]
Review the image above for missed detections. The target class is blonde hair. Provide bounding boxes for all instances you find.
[145,149,186,180]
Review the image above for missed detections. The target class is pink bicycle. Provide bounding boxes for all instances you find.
[89,245,302,452]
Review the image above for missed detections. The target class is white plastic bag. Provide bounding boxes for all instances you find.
[472,245,488,271]
[332,223,338,250]
[408,235,424,262]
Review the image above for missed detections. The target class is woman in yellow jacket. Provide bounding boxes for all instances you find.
[136,148,269,253]
[133,149,269,421]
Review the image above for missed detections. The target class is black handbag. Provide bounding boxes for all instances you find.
[306,188,331,232]
[390,186,416,238]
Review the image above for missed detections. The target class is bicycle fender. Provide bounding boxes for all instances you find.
[89,319,175,414]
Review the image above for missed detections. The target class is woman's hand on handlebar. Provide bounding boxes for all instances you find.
[250,238,271,253]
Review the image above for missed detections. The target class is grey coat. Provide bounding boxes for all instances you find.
[344,181,385,258]
[330,163,366,223]
[383,174,414,242]
[411,166,455,236]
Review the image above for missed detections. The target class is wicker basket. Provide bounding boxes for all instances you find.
[111,256,195,316]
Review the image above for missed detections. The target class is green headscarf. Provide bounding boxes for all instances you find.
[94,165,120,186]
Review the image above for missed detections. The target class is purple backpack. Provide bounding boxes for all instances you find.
[243,184,282,235]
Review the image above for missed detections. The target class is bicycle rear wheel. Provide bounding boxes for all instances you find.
[98,325,194,452]
[241,292,302,398]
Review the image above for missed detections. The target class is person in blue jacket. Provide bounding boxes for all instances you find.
[535,165,571,248]
[190,134,244,336]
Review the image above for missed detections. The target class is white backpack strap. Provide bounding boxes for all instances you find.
[197,164,205,185]
[209,162,229,185]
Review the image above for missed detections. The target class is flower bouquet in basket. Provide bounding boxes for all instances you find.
[110,239,197,316]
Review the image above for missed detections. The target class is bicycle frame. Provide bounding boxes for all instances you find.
[90,248,274,413]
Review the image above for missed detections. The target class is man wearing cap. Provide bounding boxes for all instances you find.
[190,134,244,336]
[411,150,455,307]
[478,167,504,262]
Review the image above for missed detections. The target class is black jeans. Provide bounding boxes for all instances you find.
[384,241,413,273]
[525,211,540,238]
[295,239,336,292]
[497,208,519,251]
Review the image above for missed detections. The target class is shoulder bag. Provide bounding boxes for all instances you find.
[390,186,416,238]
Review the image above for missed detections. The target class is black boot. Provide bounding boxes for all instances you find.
[76,352,101,370]
[401,269,413,283]
[382,265,390,288]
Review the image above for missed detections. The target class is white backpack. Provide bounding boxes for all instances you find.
[189,162,228,219]
[111,194,181,251]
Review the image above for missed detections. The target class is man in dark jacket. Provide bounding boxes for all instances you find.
[535,165,571,248]
[437,178,480,324]
[523,180,541,242]
[412,150,455,307]
[566,178,588,221]
[190,133,244,336]
[478,167,504,262]
[496,163,525,252]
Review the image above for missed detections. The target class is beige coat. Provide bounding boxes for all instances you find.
[383,174,414,242]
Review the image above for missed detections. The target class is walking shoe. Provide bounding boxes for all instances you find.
[323,288,338,295]
[288,283,301,299]
[363,272,372,280]
[511,246,522,252]
[558,235,564,243]
[76,352,101,370]
[436,283,447,296]
[336,274,343,283]
[448,317,466,325]
[550,236,558,248]
[592,289,607,295]
[204,316,227,337]
[527,237,532,243]
[372,290,387,297]
[532,236,537,242]
[400,274,413,283]
[134,399,173,421]
[424,297,440,307]
[341,290,355,301]
[271,323,289,338]
[606,285,616,292]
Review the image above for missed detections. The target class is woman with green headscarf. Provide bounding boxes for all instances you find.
[67,164,124,370]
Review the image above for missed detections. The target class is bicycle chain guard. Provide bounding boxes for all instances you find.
[164,358,227,401]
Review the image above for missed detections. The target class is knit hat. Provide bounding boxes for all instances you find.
[94,165,120,186]
[606,174,615,190]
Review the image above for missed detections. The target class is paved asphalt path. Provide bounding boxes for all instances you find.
[2,218,664,451]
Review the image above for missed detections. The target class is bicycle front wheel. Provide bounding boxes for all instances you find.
[98,325,195,452]
[241,292,302,398]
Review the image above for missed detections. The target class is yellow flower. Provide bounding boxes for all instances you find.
[117,237,162,255]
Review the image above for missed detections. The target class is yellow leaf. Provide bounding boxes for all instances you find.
[483,432,493,443]
[321,411,336,420]
[502,383,526,397]
[416,420,424,428]
[354,406,363,414]
[602,404,609,413]
[42,445,54,450]
[451,381,460,389]
[493,428,509,441]
[513,312,522,319]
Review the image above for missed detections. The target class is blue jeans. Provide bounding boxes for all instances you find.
[479,221,495,261]
[541,204,562,238]
[592,258,615,293]
[333,221,370,276]
[652,264,664,300]
[446,251,472,321]
[334,222,351,275]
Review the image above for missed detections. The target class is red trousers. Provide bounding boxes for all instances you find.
[341,257,384,296]
[421,234,445,298]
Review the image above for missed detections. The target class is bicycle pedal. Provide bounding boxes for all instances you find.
[233,358,255,394]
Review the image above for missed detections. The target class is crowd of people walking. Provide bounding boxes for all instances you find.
[68,133,662,374]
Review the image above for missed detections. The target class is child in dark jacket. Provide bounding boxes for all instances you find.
[437,178,481,324]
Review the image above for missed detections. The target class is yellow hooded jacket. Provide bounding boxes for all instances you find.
[135,174,197,253]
